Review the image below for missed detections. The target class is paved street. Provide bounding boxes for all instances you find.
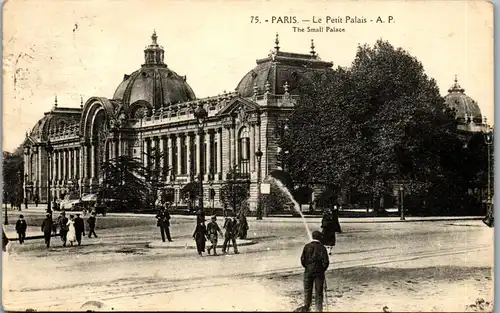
[2,211,493,311]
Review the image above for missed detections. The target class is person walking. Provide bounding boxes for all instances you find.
[66,215,77,246]
[206,216,223,255]
[41,213,53,248]
[192,220,207,256]
[24,198,28,210]
[74,214,85,246]
[34,194,39,207]
[15,214,27,244]
[87,212,98,238]
[57,212,69,247]
[300,230,330,312]
[237,212,249,239]
[321,206,342,250]
[222,214,239,254]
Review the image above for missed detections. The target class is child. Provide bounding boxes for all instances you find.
[206,216,223,255]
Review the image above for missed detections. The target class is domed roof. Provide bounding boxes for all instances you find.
[444,76,483,123]
[112,31,196,109]
[236,35,333,97]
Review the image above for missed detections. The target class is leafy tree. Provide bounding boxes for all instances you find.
[260,177,295,215]
[219,168,249,214]
[279,39,477,215]
[2,147,24,206]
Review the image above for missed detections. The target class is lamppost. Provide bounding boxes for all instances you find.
[255,148,263,220]
[483,127,493,226]
[399,185,405,221]
[193,103,208,215]
[45,139,54,214]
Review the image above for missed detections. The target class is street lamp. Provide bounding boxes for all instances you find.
[45,139,54,215]
[255,148,263,220]
[483,127,493,226]
[399,185,405,221]
[193,103,208,216]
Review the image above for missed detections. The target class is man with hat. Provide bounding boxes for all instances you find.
[41,213,53,248]
[222,213,239,254]
[15,214,27,244]
[300,230,330,312]
[74,213,85,246]
[206,215,223,255]
[57,211,69,247]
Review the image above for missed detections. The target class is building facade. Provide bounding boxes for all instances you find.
[22,32,333,211]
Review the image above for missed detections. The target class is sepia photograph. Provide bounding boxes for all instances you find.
[1,0,494,311]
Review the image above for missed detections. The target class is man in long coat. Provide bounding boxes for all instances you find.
[222,214,239,254]
[41,213,53,248]
[57,212,69,247]
[15,214,27,244]
[74,214,85,246]
[300,230,329,312]
[321,207,342,248]
[156,208,172,242]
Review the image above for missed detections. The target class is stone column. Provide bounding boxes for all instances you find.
[159,136,165,180]
[176,135,182,176]
[250,124,255,172]
[217,128,223,181]
[143,139,149,168]
[152,137,158,172]
[206,131,211,178]
[90,144,95,179]
[226,126,232,168]
[168,136,173,182]
[37,148,42,186]
[195,133,200,175]
[232,124,237,168]
[186,134,192,176]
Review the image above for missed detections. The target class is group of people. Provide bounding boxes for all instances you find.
[41,211,98,248]
[192,211,246,256]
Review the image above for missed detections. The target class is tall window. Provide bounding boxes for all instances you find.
[238,127,250,174]
[172,137,178,176]
[180,136,187,175]
[210,134,217,175]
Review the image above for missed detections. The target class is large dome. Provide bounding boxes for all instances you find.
[236,36,333,97]
[112,31,196,109]
[444,76,483,123]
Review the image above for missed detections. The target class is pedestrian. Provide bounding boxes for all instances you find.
[34,194,39,207]
[238,212,249,239]
[57,211,69,247]
[66,215,76,246]
[206,215,223,255]
[74,214,85,246]
[196,208,205,225]
[41,213,53,248]
[2,228,9,252]
[87,212,98,238]
[222,214,239,254]
[192,220,207,256]
[15,214,27,244]
[24,198,28,210]
[156,208,168,242]
[300,230,329,312]
[321,206,342,251]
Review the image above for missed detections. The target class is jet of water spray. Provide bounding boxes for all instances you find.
[269,177,313,241]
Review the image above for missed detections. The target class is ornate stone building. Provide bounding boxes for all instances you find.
[22,32,333,210]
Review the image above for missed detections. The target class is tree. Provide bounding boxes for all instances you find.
[219,167,249,214]
[2,147,24,206]
[260,177,295,215]
[279,39,471,215]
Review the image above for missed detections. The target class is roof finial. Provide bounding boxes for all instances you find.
[274,33,280,52]
[80,95,83,109]
[310,39,316,56]
[152,29,158,45]
[454,74,458,84]
[54,95,58,108]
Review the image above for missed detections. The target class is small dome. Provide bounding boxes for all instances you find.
[112,31,196,108]
[236,36,333,97]
[444,76,483,123]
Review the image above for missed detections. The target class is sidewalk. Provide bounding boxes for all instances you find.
[8,205,484,224]
[3,224,59,241]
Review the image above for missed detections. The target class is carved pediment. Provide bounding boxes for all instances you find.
[216,97,260,117]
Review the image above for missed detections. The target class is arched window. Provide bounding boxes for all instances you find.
[238,127,250,174]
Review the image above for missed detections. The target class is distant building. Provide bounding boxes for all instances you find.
[22,32,333,211]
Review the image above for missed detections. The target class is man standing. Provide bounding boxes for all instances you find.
[222,214,239,254]
[41,213,53,248]
[34,194,39,207]
[57,212,69,247]
[24,198,28,210]
[87,212,98,238]
[206,216,223,255]
[15,214,27,244]
[156,208,168,242]
[74,214,85,246]
[300,230,330,312]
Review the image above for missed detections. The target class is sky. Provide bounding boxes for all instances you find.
[2,0,494,152]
